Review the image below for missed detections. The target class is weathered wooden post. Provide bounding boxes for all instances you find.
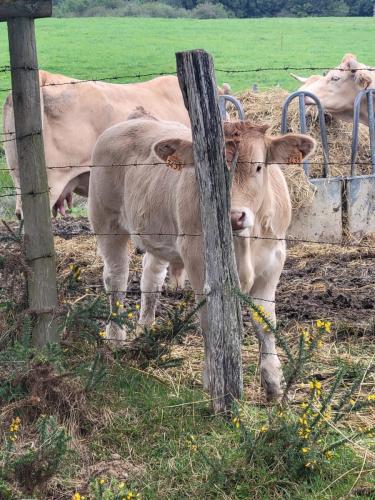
[1,1,59,346]
[176,49,243,414]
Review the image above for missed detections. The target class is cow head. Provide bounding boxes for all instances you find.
[292,54,373,122]
[154,122,316,233]
[224,122,316,233]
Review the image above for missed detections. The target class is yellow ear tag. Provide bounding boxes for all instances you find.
[166,154,183,171]
[288,150,304,164]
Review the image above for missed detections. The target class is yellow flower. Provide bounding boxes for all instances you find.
[72,493,81,500]
[367,395,375,401]
[300,402,308,410]
[128,312,133,319]
[252,305,270,331]
[302,330,311,344]
[350,399,356,406]
[118,483,125,489]
[309,380,322,396]
[317,340,323,349]
[116,300,124,309]
[127,492,135,499]
[301,447,309,454]
[112,312,117,317]
[99,479,105,485]
[232,416,240,429]
[325,450,334,460]
[99,331,106,338]
[316,320,331,333]
[135,304,140,310]
[259,425,268,433]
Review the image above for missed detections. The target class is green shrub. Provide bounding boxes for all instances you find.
[191,2,231,18]
[0,415,70,494]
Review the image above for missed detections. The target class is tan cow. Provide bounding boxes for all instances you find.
[3,70,192,218]
[88,112,316,400]
[291,54,374,124]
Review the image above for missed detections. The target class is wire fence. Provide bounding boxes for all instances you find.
[1,62,374,251]
[0,62,374,93]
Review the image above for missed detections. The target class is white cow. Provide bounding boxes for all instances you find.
[88,112,316,400]
[291,54,374,125]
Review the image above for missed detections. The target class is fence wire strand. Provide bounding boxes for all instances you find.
[1,63,375,92]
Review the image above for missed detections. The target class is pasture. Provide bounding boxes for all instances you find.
[0,15,375,500]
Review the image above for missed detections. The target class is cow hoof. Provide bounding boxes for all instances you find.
[260,359,283,403]
[105,322,127,348]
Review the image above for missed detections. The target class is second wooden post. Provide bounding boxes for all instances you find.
[176,49,243,414]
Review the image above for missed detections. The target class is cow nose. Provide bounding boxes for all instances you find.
[231,209,250,231]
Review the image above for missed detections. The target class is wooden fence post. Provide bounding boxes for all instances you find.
[176,49,243,414]
[2,2,59,346]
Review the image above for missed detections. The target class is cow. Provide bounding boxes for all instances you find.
[3,70,194,219]
[3,71,232,219]
[88,111,316,401]
[291,54,374,125]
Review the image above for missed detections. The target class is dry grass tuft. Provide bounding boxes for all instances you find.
[0,361,111,438]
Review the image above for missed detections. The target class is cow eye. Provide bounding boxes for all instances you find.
[256,164,262,173]
[331,75,340,82]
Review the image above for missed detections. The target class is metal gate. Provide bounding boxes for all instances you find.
[219,94,245,121]
[282,90,375,242]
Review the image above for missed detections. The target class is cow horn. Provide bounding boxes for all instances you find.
[290,73,308,83]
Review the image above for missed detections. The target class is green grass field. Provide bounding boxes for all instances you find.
[0,17,375,94]
[0,16,375,202]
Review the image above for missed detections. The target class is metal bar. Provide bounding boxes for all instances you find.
[298,93,309,175]
[351,90,367,176]
[367,90,375,174]
[281,91,330,177]
[218,95,245,121]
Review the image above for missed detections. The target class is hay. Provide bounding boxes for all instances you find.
[232,88,372,209]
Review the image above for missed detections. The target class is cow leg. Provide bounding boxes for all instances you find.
[97,233,130,346]
[178,237,210,389]
[249,249,285,401]
[169,261,186,290]
[234,232,254,293]
[139,252,168,327]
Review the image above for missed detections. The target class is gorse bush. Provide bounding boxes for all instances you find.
[0,415,70,495]
[185,299,375,488]
[74,477,140,499]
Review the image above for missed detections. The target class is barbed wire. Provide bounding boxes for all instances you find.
[0,63,374,91]
[0,217,372,248]
[1,159,375,172]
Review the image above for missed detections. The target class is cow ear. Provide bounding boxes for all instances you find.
[356,70,371,89]
[154,138,194,170]
[342,53,357,66]
[267,134,316,165]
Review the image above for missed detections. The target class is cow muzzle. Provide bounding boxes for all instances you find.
[230,208,254,231]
